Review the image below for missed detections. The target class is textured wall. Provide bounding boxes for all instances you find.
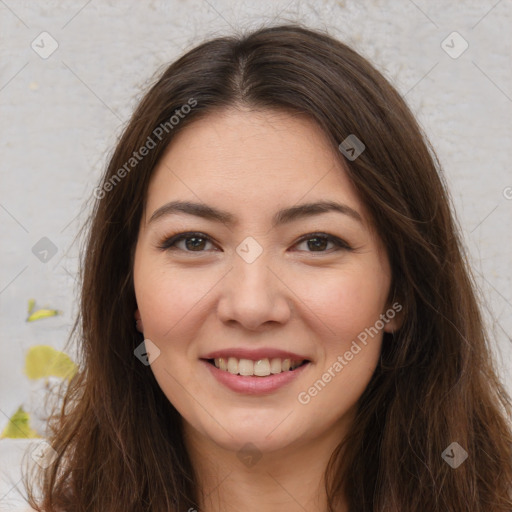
[1,0,511,508]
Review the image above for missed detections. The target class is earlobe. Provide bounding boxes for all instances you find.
[383,302,404,334]
[384,318,401,333]
[134,309,144,333]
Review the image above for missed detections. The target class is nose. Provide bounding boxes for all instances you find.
[216,252,292,331]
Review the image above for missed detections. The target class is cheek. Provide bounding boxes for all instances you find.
[134,250,205,336]
[294,268,389,421]
[297,265,390,343]
[133,258,208,407]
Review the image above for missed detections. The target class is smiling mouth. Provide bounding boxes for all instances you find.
[203,357,310,377]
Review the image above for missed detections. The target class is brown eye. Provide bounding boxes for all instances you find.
[158,232,216,252]
[182,236,208,251]
[294,233,352,253]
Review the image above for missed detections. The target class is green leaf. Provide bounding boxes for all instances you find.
[0,406,40,439]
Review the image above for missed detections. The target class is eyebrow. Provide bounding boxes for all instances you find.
[148,199,363,228]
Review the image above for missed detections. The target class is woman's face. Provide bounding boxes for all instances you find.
[133,108,400,455]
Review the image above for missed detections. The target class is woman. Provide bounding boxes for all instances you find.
[24,23,512,512]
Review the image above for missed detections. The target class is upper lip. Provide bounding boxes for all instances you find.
[201,348,310,362]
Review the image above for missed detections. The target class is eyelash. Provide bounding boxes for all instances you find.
[157,231,353,254]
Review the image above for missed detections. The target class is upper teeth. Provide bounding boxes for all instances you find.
[213,357,304,376]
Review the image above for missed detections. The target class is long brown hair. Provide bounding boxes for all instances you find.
[23,23,512,511]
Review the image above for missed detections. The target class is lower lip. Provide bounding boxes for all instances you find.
[201,359,311,395]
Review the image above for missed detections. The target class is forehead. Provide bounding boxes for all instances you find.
[144,108,367,226]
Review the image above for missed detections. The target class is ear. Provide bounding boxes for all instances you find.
[134,309,144,333]
[382,301,404,334]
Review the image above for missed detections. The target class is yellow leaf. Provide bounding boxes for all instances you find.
[24,345,77,381]
[27,298,36,315]
[0,406,40,439]
[26,308,61,322]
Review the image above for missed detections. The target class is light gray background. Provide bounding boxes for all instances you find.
[1,0,511,508]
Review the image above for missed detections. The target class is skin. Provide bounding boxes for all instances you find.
[133,108,402,512]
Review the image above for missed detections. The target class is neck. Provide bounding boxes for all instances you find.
[182,420,351,512]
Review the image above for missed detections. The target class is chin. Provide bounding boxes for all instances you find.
[189,415,300,454]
